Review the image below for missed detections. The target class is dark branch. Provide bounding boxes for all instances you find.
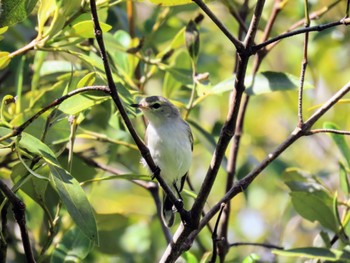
[192,0,244,52]
[89,0,190,225]
[229,241,284,250]
[0,180,35,263]
[0,86,111,143]
[252,18,350,53]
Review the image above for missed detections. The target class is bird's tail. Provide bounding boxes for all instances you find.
[162,194,175,227]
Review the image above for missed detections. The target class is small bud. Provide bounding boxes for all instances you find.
[185,20,200,61]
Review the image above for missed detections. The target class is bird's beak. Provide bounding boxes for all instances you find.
[130,103,140,108]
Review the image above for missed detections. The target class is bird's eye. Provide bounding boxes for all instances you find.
[152,103,161,109]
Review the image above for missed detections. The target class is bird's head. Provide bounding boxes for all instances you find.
[131,96,180,125]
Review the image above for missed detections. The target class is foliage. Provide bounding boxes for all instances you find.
[0,0,350,262]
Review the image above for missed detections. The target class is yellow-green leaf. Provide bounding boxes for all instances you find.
[148,0,193,6]
[0,52,11,69]
[68,21,112,38]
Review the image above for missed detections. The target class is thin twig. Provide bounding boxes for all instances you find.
[229,241,284,250]
[0,180,35,263]
[0,86,111,143]
[76,153,172,242]
[192,0,244,52]
[209,203,225,263]
[252,18,350,53]
[264,0,343,53]
[188,81,350,243]
[298,0,311,127]
[218,3,284,258]
[305,129,350,136]
[160,2,266,262]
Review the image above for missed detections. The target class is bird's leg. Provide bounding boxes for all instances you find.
[172,182,192,226]
[173,182,183,201]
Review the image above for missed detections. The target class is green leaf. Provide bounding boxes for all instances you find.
[183,251,199,263]
[0,52,11,69]
[242,253,260,263]
[0,27,8,35]
[324,122,350,167]
[283,168,338,231]
[148,0,193,6]
[290,192,338,231]
[11,162,50,204]
[67,21,112,38]
[77,72,96,88]
[273,247,350,262]
[246,71,313,95]
[0,128,98,244]
[211,71,313,96]
[58,91,110,115]
[339,162,350,195]
[185,20,200,61]
[39,61,77,76]
[51,227,94,263]
[49,164,98,244]
[0,0,38,27]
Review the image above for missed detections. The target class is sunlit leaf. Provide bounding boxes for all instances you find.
[148,0,193,6]
[77,72,96,88]
[183,251,199,263]
[67,21,112,38]
[245,71,313,95]
[273,247,350,261]
[39,61,78,76]
[0,128,99,244]
[211,71,313,96]
[242,253,260,263]
[58,91,110,115]
[0,52,11,69]
[0,27,8,35]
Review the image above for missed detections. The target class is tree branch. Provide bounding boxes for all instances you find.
[89,0,190,224]
[297,0,311,127]
[229,241,284,250]
[0,180,35,263]
[252,17,350,53]
[188,81,350,241]
[160,2,266,262]
[192,0,244,52]
[0,86,111,143]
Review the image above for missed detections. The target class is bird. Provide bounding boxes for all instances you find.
[131,96,193,227]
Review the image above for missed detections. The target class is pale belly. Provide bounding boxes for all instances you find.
[146,123,192,188]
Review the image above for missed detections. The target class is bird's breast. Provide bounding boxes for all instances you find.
[146,122,192,185]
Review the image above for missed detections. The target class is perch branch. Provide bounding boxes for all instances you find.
[89,0,190,225]
[187,81,350,242]
[0,180,35,263]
